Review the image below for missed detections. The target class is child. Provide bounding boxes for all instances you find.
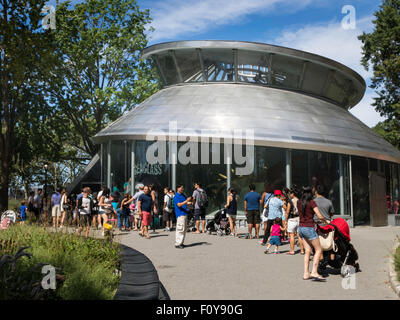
[18,200,27,224]
[264,217,285,254]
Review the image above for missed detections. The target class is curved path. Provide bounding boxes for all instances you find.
[120,226,400,300]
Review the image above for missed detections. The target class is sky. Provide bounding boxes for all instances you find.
[50,0,386,128]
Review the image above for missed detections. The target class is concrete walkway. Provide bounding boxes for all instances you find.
[119,226,400,300]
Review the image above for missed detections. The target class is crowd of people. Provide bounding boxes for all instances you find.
[20,180,337,280]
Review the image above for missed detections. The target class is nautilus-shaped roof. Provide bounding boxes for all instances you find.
[93,40,400,164]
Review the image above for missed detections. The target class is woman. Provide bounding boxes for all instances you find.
[120,193,132,231]
[99,188,113,236]
[286,186,304,255]
[297,186,329,281]
[150,184,159,230]
[59,189,68,229]
[261,184,274,241]
[225,188,238,236]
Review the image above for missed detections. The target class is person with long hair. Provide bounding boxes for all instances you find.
[99,187,113,236]
[59,188,68,229]
[297,186,329,281]
[286,186,304,255]
[261,184,274,241]
[225,187,238,236]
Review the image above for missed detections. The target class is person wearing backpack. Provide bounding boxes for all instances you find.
[192,182,208,234]
[163,187,174,232]
[261,184,274,240]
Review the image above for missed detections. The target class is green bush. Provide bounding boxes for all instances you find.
[395,241,400,282]
[0,224,120,300]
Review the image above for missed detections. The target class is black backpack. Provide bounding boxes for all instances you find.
[197,190,208,209]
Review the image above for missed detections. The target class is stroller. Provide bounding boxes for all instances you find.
[206,208,231,236]
[317,218,360,277]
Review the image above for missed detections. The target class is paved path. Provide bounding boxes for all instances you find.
[119,226,400,300]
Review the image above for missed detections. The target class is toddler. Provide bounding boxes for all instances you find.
[264,217,285,254]
[18,200,27,224]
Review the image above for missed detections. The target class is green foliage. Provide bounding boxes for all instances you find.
[358,0,400,149]
[0,224,120,299]
[49,0,160,157]
[395,240,400,281]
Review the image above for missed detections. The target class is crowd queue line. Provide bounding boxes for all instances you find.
[20,181,334,281]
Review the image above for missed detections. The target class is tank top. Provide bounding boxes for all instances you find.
[102,197,112,214]
[226,195,237,215]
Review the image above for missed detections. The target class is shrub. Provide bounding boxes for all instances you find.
[0,224,120,300]
[395,239,400,282]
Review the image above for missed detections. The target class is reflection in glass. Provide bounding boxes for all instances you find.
[352,156,370,225]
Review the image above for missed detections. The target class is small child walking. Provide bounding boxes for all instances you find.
[18,200,27,224]
[264,217,285,254]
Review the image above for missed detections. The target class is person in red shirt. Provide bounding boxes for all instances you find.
[297,186,329,281]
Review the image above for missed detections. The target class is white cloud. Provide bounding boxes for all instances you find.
[147,0,315,42]
[349,90,385,128]
[269,15,386,127]
[271,15,374,79]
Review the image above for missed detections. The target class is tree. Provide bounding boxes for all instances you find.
[358,0,400,150]
[49,0,160,158]
[0,0,56,210]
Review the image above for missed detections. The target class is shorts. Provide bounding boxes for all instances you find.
[163,209,172,221]
[20,214,27,222]
[194,208,206,221]
[287,217,299,233]
[79,214,90,227]
[269,236,281,246]
[246,210,261,225]
[52,205,61,217]
[134,210,141,220]
[142,211,152,226]
[298,226,318,241]
[33,207,40,218]
[227,214,236,220]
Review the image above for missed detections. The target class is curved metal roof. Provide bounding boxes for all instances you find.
[141,40,366,109]
[93,83,400,164]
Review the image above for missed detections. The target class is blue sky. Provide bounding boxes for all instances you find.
[50,0,385,127]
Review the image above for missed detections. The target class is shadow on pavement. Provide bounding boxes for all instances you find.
[184,241,211,247]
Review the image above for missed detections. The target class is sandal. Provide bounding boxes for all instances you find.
[300,251,305,255]
[286,252,295,255]
[311,276,326,282]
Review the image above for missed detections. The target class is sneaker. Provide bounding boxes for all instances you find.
[274,251,280,254]
[175,244,185,249]
[264,249,269,254]
[102,231,105,237]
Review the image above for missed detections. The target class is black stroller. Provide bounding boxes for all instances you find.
[317,218,360,277]
[206,208,231,236]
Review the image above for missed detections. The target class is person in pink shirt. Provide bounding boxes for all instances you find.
[394,199,399,215]
[264,218,285,254]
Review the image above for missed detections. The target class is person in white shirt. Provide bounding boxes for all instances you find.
[77,187,92,238]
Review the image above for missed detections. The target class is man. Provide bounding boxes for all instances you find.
[192,182,207,234]
[74,188,84,229]
[244,184,262,239]
[313,185,334,225]
[51,187,62,229]
[262,190,284,245]
[33,189,42,224]
[174,184,192,249]
[77,187,93,238]
[129,184,144,231]
[163,187,173,232]
[138,186,153,239]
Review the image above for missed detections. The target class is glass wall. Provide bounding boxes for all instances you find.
[101,139,399,224]
[351,156,370,225]
[231,146,286,212]
[292,150,343,214]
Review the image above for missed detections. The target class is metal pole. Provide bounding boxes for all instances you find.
[349,156,354,227]
[170,140,177,191]
[226,152,231,192]
[107,141,111,189]
[131,140,135,195]
[286,149,291,188]
[339,154,345,215]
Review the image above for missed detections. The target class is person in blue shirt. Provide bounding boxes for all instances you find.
[174,184,192,249]
[51,187,62,229]
[18,200,27,224]
[244,184,262,239]
[262,190,285,245]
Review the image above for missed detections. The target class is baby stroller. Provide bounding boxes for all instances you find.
[317,218,360,277]
[206,208,231,236]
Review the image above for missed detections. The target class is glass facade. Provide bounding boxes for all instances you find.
[100,140,399,226]
[150,48,360,108]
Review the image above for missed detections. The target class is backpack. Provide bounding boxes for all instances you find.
[197,190,208,209]
[167,195,174,210]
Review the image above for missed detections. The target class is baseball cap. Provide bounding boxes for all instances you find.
[274,190,283,196]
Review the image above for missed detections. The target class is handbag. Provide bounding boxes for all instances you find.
[263,195,273,218]
[318,230,338,252]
